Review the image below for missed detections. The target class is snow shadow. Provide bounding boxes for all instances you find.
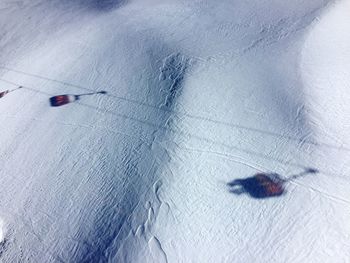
[68,52,191,262]
[159,53,190,108]
[0,239,8,258]
[227,168,318,199]
[49,91,107,107]
[64,0,127,12]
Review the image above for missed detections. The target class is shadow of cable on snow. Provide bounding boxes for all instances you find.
[49,91,107,107]
[73,101,343,178]
[227,168,318,199]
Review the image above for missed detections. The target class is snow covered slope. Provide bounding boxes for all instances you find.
[0,0,349,262]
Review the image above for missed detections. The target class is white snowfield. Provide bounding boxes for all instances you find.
[0,0,349,262]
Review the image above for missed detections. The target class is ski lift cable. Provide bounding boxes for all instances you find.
[0,90,344,180]
[0,78,52,96]
[0,66,348,153]
[0,74,348,157]
[1,66,350,153]
[1,74,349,156]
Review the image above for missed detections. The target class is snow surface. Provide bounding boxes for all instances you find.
[0,0,350,262]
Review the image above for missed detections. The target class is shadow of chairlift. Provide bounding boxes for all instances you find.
[227,168,319,199]
[49,91,107,107]
[0,86,23,98]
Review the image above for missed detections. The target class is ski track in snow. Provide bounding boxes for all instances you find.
[0,0,350,262]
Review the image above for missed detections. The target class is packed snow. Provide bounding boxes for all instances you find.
[0,0,349,262]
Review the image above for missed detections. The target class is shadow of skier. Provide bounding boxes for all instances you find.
[227,168,318,199]
[49,91,107,107]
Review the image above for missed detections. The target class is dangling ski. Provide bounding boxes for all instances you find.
[0,86,23,98]
[0,90,9,98]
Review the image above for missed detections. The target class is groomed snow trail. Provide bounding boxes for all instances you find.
[0,0,349,262]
